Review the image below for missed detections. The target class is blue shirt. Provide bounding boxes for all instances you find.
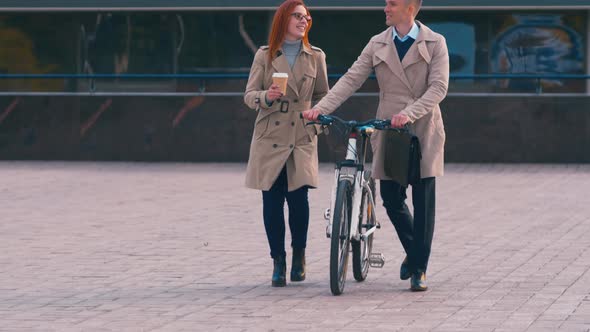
[393,22,420,42]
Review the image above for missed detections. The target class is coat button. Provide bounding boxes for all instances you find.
[273,144,278,148]
[302,77,307,81]
[294,99,299,103]
[290,144,294,148]
[291,122,295,126]
[275,121,280,126]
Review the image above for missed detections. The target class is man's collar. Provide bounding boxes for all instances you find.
[393,21,419,42]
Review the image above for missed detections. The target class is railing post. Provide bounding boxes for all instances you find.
[536,78,542,94]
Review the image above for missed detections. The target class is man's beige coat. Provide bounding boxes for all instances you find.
[315,22,449,179]
[244,44,329,191]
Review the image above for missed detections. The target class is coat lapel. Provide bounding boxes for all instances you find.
[401,43,422,69]
[271,51,299,97]
[373,27,412,91]
[402,21,436,70]
[402,22,435,68]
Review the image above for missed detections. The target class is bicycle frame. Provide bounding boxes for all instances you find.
[327,126,378,243]
[312,114,389,294]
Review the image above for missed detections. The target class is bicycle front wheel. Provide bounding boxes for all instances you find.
[330,179,352,296]
[352,175,376,281]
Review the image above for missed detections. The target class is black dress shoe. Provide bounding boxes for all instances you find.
[410,272,428,291]
[272,256,286,287]
[400,256,411,280]
[290,248,306,282]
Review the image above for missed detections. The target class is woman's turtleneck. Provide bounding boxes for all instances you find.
[282,39,302,69]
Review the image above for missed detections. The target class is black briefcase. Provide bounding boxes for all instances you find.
[383,128,422,187]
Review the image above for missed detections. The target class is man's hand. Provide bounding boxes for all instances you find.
[266,84,283,102]
[302,108,321,121]
[391,114,410,128]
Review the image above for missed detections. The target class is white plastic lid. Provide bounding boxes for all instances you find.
[272,73,288,78]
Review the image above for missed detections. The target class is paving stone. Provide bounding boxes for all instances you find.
[0,162,589,331]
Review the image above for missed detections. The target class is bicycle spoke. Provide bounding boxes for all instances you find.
[352,176,376,282]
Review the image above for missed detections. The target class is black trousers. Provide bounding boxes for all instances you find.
[380,177,436,274]
[262,167,309,259]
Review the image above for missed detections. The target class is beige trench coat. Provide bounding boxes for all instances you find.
[244,44,329,191]
[314,22,449,179]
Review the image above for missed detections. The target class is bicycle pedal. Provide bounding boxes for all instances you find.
[376,222,381,229]
[325,224,331,238]
[369,253,385,268]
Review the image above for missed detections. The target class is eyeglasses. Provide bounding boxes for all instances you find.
[290,12,312,22]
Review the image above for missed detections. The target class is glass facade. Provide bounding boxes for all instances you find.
[0,10,587,93]
[0,6,588,162]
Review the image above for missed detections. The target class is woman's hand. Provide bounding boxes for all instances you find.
[266,84,284,102]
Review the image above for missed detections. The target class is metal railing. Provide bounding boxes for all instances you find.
[0,73,589,97]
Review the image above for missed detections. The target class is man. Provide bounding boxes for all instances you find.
[302,0,448,291]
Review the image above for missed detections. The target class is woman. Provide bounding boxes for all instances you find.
[244,0,329,287]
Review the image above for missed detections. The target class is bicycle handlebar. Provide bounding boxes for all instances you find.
[305,114,391,131]
[299,112,414,135]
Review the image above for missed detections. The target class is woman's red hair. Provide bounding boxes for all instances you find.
[267,0,312,64]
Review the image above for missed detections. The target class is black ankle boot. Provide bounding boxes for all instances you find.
[272,256,286,287]
[290,248,306,282]
[410,272,428,292]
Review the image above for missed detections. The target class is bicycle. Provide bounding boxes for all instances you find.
[307,114,389,295]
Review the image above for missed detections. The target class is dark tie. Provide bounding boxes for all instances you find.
[394,36,415,61]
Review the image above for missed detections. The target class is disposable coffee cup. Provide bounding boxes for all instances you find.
[272,73,288,95]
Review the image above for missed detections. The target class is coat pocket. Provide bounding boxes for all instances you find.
[255,107,274,140]
[257,106,276,122]
[254,115,270,140]
[303,121,319,142]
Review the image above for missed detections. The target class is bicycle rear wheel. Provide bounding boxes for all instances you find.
[352,175,376,281]
[330,179,352,296]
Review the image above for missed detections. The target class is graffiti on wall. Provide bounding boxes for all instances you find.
[491,14,585,92]
[0,26,59,91]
